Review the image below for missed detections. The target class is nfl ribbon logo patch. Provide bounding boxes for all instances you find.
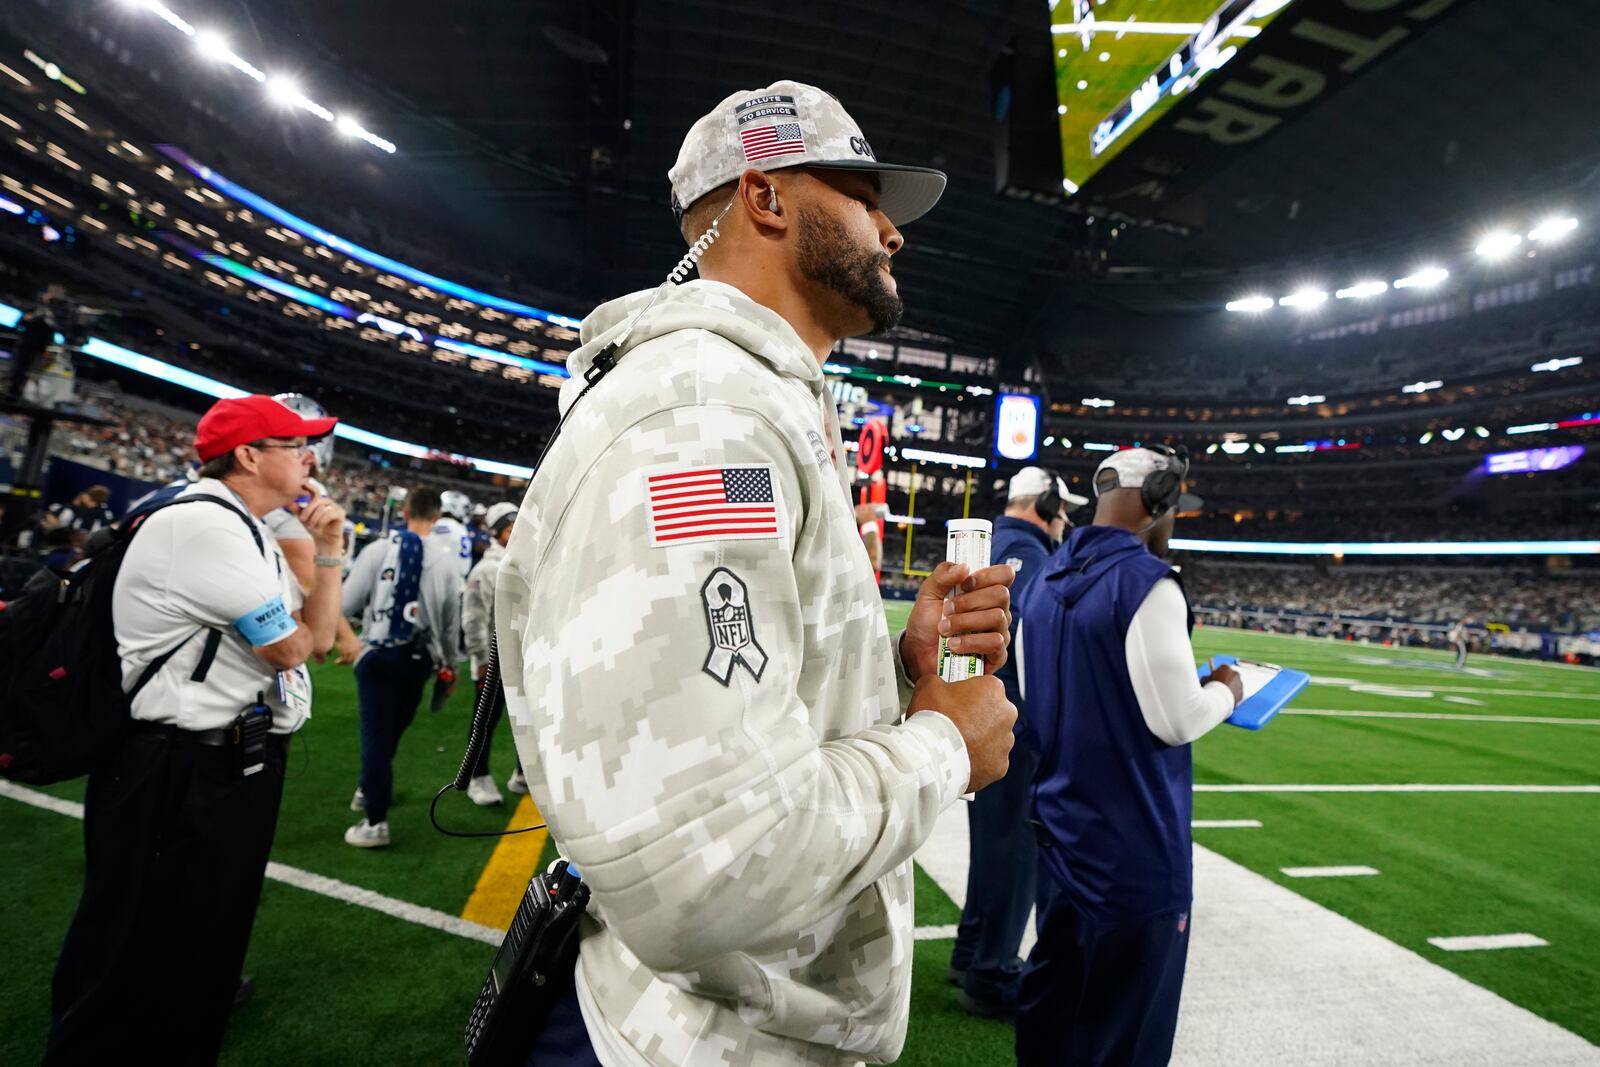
[701,568,768,686]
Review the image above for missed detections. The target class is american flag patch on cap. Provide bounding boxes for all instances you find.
[740,123,805,163]
[647,465,783,547]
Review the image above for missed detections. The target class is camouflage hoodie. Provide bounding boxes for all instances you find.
[495,279,970,1066]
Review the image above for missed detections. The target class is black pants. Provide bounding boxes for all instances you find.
[46,727,288,1065]
[470,679,522,780]
[524,971,602,1066]
[1015,881,1191,1067]
[951,731,1039,1002]
[355,642,435,824]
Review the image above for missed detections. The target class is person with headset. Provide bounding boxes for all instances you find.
[950,466,1086,1020]
[1014,446,1244,1066]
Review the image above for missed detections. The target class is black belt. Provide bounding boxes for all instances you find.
[132,722,235,748]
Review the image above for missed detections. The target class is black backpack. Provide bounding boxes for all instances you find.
[0,493,263,784]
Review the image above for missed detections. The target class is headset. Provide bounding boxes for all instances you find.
[1094,444,1190,522]
[1034,469,1065,525]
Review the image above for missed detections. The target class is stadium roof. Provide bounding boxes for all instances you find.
[8,0,1600,359]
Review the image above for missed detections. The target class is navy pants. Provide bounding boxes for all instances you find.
[1015,881,1191,1067]
[951,732,1039,1002]
[524,970,602,1066]
[355,642,435,824]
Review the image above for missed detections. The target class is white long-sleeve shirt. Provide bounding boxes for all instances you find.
[1125,577,1235,745]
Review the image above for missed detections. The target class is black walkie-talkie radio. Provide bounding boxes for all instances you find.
[464,858,591,1067]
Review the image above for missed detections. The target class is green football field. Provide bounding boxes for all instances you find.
[3,613,1597,1064]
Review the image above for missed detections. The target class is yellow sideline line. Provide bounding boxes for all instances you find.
[459,795,547,931]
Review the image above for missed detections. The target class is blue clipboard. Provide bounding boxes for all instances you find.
[1199,654,1310,730]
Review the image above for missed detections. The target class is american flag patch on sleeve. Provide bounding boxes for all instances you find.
[647,465,783,547]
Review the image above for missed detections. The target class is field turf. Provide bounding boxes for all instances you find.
[3,610,1596,1064]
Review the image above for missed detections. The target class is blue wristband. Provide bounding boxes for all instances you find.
[234,595,295,646]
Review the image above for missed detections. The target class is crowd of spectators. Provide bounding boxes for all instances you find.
[1,387,517,529]
[1182,560,1600,635]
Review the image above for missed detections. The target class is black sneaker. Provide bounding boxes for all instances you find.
[957,989,1016,1025]
[946,966,966,986]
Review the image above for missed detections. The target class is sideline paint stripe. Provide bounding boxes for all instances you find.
[914,924,958,940]
[1193,819,1262,828]
[459,795,548,931]
[1284,708,1600,727]
[0,780,503,946]
[1195,784,1600,793]
[1282,865,1380,878]
[1429,933,1549,952]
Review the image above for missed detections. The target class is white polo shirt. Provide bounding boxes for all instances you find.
[112,478,310,735]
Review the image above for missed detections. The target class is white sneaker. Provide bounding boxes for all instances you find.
[506,769,529,795]
[344,818,390,848]
[467,774,504,807]
[350,787,366,813]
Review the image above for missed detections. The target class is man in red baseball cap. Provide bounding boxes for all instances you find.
[46,394,348,1062]
[195,393,338,461]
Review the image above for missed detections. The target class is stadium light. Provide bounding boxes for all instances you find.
[1418,431,1434,444]
[1442,427,1465,441]
[1220,440,1251,455]
[1474,231,1522,259]
[1394,267,1448,289]
[1287,394,1325,406]
[127,1,394,149]
[1335,280,1388,299]
[1531,356,1582,372]
[1225,295,1274,312]
[1402,380,1442,394]
[1506,422,1554,435]
[1081,396,1115,408]
[1043,436,1055,447]
[1083,442,1117,451]
[1169,537,1600,556]
[1527,216,1578,242]
[1278,289,1327,309]
[335,114,363,137]
[900,447,988,468]
[1475,426,1490,438]
[1275,444,1313,453]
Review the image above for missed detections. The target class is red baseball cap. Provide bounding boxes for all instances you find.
[194,395,338,462]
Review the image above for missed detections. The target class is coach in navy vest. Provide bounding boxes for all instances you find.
[950,467,1086,1018]
[1014,446,1243,1066]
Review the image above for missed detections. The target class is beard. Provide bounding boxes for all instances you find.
[795,203,904,334]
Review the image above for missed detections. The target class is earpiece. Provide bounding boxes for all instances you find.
[766,185,779,213]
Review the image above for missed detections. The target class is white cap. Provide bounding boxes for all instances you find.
[1008,467,1089,508]
[668,80,947,226]
[485,501,518,532]
[1093,447,1203,512]
[1093,448,1179,493]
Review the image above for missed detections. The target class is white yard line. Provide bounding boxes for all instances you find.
[0,781,504,947]
[1283,708,1600,726]
[1194,784,1600,793]
[913,801,1600,1064]
[1429,933,1549,952]
[913,924,958,940]
[1281,865,1380,878]
[1193,819,1263,828]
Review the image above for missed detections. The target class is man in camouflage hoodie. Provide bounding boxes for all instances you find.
[496,81,1018,1066]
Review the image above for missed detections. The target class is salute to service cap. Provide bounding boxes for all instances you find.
[194,395,339,461]
[669,79,947,226]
